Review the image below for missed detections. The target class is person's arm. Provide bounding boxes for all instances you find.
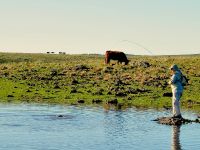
[168,74,177,85]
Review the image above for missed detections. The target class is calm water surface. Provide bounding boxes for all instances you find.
[0,104,199,150]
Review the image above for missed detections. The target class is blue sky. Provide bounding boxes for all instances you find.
[0,0,200,55]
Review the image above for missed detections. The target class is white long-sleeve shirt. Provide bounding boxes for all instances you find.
[169,71,183,92]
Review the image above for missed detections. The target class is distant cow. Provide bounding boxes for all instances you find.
[105,51,129,65]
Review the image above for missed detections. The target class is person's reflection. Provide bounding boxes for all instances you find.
[171,125,182,150]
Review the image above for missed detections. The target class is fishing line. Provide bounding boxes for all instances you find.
[113,40,154,55]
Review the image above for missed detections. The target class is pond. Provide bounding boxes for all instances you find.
[0,104,199,150]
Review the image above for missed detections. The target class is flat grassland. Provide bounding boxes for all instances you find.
[0,53,199,110]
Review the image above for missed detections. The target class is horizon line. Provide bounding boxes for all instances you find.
[0,51,199,56]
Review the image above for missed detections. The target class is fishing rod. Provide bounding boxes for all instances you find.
[114,40,154,55]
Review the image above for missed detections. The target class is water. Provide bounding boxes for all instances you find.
[0,104,199,150]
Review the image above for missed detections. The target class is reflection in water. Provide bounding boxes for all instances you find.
[171,125,182,150]
[103,110,128,149]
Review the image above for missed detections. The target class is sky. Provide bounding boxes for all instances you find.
[0,0,200,55]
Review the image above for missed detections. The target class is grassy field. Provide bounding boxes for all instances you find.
[0,52,200,110]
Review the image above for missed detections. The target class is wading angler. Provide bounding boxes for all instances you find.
[168,64,184,118]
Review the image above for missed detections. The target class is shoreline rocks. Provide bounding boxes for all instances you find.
[153,117,200,125]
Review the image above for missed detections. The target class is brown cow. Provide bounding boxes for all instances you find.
[105,50,129,65]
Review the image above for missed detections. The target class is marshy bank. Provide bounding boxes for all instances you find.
[0,53,200,111]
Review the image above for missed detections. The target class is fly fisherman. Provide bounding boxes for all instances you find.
[168,64,184,118]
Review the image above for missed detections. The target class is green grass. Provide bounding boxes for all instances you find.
[0,52,200,111]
